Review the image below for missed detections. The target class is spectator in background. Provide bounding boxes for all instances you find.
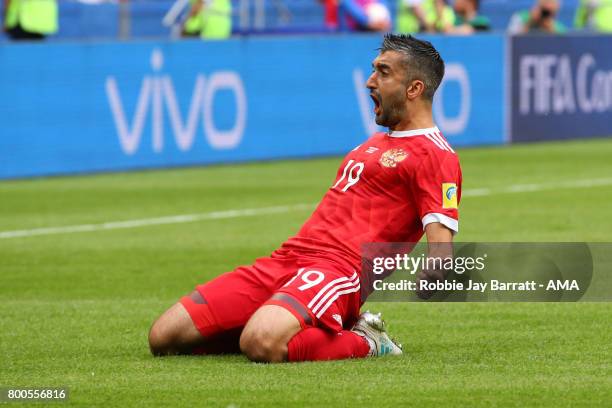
[452,0,490,33]
[321,0,339,29]
[321,0,391,32]
[574,0,612,32]
[183,0,202,37]
[360,0,392,31]
[396,0,455,33]
[508,0,567,34]
[3,0,58,40]
[182,0,231,39]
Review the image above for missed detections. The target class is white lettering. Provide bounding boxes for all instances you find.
[577,54,595,113]
[433,63,471,135]
[105,77,151,155]
[546,279,580,291]
[552,55,576,114]
[162,75,205,151]
[106,49,247,155]
[203,72,247,149]
[520,55,538,114]
[520,53,612,116]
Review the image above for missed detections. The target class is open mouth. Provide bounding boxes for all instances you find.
[370,93,381,115]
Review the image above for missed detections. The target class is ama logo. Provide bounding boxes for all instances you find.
[105,49,247,155]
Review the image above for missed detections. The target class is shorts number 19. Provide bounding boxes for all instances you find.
[283,268,325,291]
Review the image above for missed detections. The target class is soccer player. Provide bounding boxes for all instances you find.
[148,34,462,363]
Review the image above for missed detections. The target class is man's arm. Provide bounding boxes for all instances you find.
[415,222,454,299]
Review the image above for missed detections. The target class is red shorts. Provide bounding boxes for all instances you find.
[180,252,362,339]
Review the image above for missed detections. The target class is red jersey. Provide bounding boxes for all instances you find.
[279,126,462,273]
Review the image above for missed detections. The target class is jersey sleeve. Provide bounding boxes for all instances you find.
[411,150,462,234]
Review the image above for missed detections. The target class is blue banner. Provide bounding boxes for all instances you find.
[425,34,505,147]
[0,35,505,179]
[510,35,612,143]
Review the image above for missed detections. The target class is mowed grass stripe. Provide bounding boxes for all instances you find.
[1,176,612,240]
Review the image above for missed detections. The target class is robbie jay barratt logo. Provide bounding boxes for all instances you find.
[105,49,247,155]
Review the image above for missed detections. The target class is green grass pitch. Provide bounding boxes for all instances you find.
[1,138,611,407]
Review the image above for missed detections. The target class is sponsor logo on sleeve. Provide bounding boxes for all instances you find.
[443,183,458,209]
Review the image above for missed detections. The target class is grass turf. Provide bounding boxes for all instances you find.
[1,138,611,407]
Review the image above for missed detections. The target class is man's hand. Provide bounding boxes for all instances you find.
[416,222,454,300]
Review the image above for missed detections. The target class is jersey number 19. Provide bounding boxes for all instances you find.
[332,160,364,192]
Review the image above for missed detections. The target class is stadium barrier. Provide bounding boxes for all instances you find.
[509,35,612,142]
[0,34,608,179]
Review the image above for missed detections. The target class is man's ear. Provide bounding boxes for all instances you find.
[406,80,425,100]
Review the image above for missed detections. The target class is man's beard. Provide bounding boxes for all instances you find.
[375,95,405,129]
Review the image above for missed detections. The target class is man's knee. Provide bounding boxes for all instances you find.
[239,327,287,363]
[148,302,204,356]
[148,318,175,356]
[239,305,302,363]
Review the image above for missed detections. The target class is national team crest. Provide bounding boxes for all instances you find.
[379,148,409,168]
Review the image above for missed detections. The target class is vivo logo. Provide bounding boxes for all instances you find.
[105,49,247,155]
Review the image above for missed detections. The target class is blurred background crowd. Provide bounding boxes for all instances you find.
[1,0,611,41]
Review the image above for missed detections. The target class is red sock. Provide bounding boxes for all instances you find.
[287,328,370,362]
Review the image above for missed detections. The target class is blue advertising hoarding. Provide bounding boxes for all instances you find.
[0,35,505,179]
[510,35,612,142]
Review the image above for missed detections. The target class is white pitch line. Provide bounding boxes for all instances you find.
[462,177,612,197]
[0,203,316,239]
[1,177,612,240]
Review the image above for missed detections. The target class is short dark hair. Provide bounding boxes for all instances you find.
[379,34,445,101]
